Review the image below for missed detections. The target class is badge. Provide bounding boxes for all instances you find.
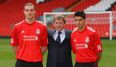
[85,37,89,43]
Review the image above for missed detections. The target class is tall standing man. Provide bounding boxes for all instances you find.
[10,3,48,67]
[71,11,102,67]
[47,15,73,67]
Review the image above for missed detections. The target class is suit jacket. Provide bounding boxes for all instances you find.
[47,29,73,67]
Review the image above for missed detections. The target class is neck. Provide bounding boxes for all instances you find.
[57,28,64,32]
[78,25,86,32]
[25,18,35,24]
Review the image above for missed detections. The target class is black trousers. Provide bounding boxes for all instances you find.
[16,59,43,67]
[75,62,98,67]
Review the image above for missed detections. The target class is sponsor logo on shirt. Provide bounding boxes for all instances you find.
[23,35,38,41]
[76,43,88,49]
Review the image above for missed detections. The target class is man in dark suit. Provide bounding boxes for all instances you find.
[47,15,73,67]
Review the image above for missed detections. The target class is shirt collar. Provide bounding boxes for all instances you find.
[55,29,65,34]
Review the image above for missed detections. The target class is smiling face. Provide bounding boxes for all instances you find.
[54,18,65,31]
[23,4,36,20]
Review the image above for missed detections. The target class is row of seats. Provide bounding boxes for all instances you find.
[36,0,78,16]
[71,0,100,11]
[0,0,78,37]
[0,0,35,37]
[85,0,116,11]
[0,15,24,36]
[0,0,116,37]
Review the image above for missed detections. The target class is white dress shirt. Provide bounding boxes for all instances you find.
[53,29,65,43]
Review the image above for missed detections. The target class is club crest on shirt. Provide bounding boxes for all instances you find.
[36,29,40,34]
[85,36,89,43]
[21,30,25,33]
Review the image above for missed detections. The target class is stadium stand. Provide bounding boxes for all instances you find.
[0,0,35,37]
[36,0,78,16]
[85,0,116,11]
[71,0,100,11]
[0,0,116,38]
[0,0,79,37]
[0,0,6,4]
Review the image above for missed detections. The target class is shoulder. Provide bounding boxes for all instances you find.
[72,27,78,34]
[86,26,96,33]
[13,20,25,30]
[86,26,99,36]
[12,20,25,32]
[47,29,53,33]
[71,27,78,37]
[36,21,46,26]
[65,29,72,34]
[15,20,25,27]
[36,21,47,30]
[47,29,55,35]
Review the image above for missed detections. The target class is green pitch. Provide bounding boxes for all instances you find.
[0,38,116,67]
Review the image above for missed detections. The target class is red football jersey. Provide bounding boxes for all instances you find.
[71,25,102,63]
[11,20,48,62]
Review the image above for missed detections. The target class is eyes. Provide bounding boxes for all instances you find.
[25,9,34,12]
[75,18,83,22]
[55,22,64,24]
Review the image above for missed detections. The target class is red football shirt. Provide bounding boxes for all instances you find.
[11,20,48,62]
[71,25,102,63]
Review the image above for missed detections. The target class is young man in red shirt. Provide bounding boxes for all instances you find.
[10,3,48,67]
[71,11,102,67]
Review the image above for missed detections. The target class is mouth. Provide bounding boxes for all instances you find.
[28,14,32,16]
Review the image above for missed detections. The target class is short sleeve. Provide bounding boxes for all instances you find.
[41,25,48,46]
[71,33,76,54]
[10,26,19,46]
[92,32,102,54]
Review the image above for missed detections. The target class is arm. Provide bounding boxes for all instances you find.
[41,25,48,55]
[41,46,47,55]
[70,32,76,54]
[93,32,103,63]
[10,26,19,55]
[97,51,102,63]
[12,46,18,55]
[70,28,78,54]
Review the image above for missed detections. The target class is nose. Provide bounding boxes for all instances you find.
[75,21,80,25]
[28,10,31,13]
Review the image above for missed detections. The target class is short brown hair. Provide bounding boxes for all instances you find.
[53,15,66,23]
[74,11,86,19]
[24,3,35,9]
